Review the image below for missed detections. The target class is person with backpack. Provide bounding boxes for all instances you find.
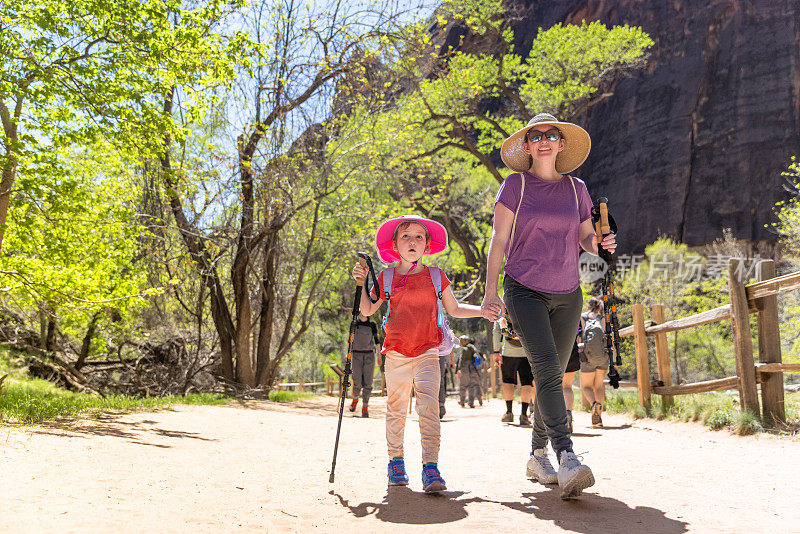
[348,314,381,418]
[580,297,611,428]
[438,321,457,419]
[493,317,533,425]
[480,113,616,499]
[456,335,483,408]
[352,215,489,493]
[438,346,455,419]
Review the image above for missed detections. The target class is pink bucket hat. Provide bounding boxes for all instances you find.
[375,215,448,263]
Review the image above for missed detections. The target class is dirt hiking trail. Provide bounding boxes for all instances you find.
[1,395,799,533]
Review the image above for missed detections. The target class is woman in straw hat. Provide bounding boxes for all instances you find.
[481,113,616,499]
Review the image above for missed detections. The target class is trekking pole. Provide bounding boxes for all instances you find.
[329,254,368,483]
[591,197,623,389]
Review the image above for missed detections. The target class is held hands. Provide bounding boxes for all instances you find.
[594,233,617,255]
[480,293,505,322]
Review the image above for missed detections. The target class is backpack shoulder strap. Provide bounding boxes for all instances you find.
[508,172,525,257]
[428,266,445,327]
[569,176,578,211]
[382,267,394,300]
[382,268,394,323]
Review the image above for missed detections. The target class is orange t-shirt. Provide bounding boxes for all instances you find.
[373,266,451,357]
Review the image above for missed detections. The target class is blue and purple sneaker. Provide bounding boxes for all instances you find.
[387,457,409,486]
[421,463,447,493]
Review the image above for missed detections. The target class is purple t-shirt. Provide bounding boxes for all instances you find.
[495,171,593,294]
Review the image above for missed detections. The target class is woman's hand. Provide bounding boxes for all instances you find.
[481,293,505,321]
[493,352,502,367]
[594,233,617,255]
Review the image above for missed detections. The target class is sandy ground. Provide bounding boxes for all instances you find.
[1,394,799,534]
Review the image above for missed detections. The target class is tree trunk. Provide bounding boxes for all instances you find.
[160,89,236,380]
[0,98,21,252]
[75,312,101,370]
[255,233,278,385]
[0,161,15,252]
[230,136,258,387]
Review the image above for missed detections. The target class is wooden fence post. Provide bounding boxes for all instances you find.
[632,303,651,410]
[651,304,674,411]
[755,259,785,426]
[299,379,305,392]
[728,258,760,416]
[326,376,333,396]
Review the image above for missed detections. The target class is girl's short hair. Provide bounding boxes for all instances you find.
[587,297,603,313]
[393,220,429,244]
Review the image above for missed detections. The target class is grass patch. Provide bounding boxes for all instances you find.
[582,389,800,435]
[734,410,763,435]
[268,390,315,403]
[706,408,734,430]
[0,376,226,425]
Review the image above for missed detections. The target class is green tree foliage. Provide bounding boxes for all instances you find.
[614,238,732,382]
[770,156,800,367]
[0,0,243,250]
[0,143,149,365]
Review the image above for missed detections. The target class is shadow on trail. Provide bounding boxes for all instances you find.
[495,488,689,534]
[28,412,217,447]
[572,423,632,437]
[332,487,479,524]
[333,486,688,532]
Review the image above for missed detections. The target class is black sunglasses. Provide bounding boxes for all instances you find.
[526,128,562,143]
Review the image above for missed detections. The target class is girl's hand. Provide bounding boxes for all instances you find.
[493,352,502,367]
[481,293,505,321]
[594,233,617,255]
[352,263,367,283]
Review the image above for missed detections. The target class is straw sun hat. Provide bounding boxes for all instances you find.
[500,113,591,174]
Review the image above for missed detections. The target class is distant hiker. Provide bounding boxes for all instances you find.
[348,313,381,418]
[493,317,533,425]
[481,113,616,499]
[438,348,454,419]
[352,215,490,492]
[580,297,610,428]
[456,335,482,408]
[438,324,457,419]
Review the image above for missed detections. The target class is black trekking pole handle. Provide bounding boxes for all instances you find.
[329,256,366,483]
[358,252,380,304]
[592,198,622,388]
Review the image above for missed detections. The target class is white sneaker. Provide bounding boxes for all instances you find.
[525,448,558,484]
[557,451,595,499]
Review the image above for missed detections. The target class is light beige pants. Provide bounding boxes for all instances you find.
[384,347,441,464]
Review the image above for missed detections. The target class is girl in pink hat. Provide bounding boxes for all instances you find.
[352,215,490,493]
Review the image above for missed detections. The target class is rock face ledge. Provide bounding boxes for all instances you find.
[491,0,800,252]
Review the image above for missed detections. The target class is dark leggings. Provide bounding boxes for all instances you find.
[503,276,582,457]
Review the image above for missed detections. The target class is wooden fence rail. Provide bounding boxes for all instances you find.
[628,258,799,427]
[276,374,388,397]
